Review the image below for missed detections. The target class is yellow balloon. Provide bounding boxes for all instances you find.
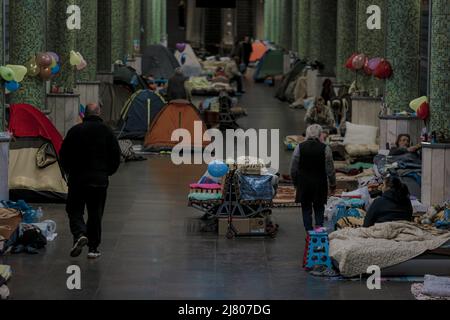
[49,57,57,69]
[0,66,15,81]
[25,57,40,77]
[6,65,28,82]
[410,96,428,113]
[70,50,82,66]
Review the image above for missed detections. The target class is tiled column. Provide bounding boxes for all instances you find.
[125,0,141,57]
[385,0,420,113]
[336,0,357,85]
[152,0,162,44]
[291,0,299,52]
[309,0,337,76]
[0,0,4,131]
[429,0,450,133]
[76,0,98,82]
[263,0,272,40]
[279,0,292,50]
[47,0,77,92]
[9,0,46,108]
[356,0,385,92]
[272,0,281,44]
[161,0,167,44]
[142,0,154,47]
[298,0,310,59]
[112,0,126,62]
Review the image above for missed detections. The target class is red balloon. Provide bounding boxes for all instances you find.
[352,54,366,70]
[417,102,430,120]
[345,53,358,70]
[363,57,372,75]
[36,53,52,68]
[374,59,393,79]
[40,67,53,80]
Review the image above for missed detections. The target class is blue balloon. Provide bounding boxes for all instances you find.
[208,160,229,178]
[51,64,61,75]
[5,81,20,92]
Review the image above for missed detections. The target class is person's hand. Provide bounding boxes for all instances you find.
[408,146,419,153]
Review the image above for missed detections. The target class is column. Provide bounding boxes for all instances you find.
[76,0,98,82]
[356,0,385,92]
[186,0,203,47]
[263,0,272,40]
[125,0,141,57]
[291,0,299,52]
[9,0,46,108]
[309,0,337,76]
[142,0,153,48]
[429,0,450,134]
[272,0,281,44]
[280,0,292,50]
[161,0,167,45]
[0,0,4,130]
[47,0,77,92]
[298,0,310,59]
[112,0,126,63]
[336,0,357,85]
[385,0,420,112]
[152,0,162,44]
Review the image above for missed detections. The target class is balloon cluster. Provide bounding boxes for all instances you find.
[25,52,61,81]
[0,65,27,93]
[69,51,87,71]
[345,53,393,79]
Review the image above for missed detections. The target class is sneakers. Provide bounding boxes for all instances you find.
[88,249,101,260]
[70,236,88,258]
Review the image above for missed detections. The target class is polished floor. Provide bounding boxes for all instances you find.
[1,75,414,300]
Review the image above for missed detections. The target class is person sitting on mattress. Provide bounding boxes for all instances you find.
[363,175,413,228]
[389,134,422,157]
[304,97,337,134]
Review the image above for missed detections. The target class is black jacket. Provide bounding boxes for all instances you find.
[60,116,121,187]
[167,73,188,101]
[363,190,413,228]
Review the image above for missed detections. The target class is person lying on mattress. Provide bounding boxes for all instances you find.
[389,134,422,157]
[363,175,413,228]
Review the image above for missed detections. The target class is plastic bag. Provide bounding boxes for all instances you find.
[238,174,274,201]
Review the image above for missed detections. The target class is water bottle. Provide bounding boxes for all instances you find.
[36,207,44,222]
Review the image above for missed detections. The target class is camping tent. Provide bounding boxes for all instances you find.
[8,104,68,203]
[117,90,167,140]
[253,49,285,82]
[144,100,209,152]
[250,41,268,63]
[142,45,180,80]
[275,59,308,102]
[175,44,203,77]
[99,82,134,125]
[113,64,148,92]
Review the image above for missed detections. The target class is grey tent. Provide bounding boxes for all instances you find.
[117,90,167,140]
[275,59,308,102]
[100,82,133,125]
[142,45,180,80]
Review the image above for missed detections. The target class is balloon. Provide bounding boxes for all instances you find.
[49,57,57,69]
[363,57,372,75]
[25,57,40,77]
[5,81,20,92]
[0,66,15,81]
[410,96,428,112]
[70,50,82,66]
[40,67,53,80]
[417,102,430,120]
[76,57,87,71]
[6,65,28,82]
[374,59,393,79]
[352,54,366,70]
[345,53,358,70]
[176,43,187,52]
[36,52,52,67]
[368,58,382,71]
[51,64,61,75]
[208,160,229,178]
[48,51,60,63]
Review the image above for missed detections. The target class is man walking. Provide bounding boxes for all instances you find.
[60,103,121,259]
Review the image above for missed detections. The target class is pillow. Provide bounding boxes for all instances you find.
[343,122,378,145]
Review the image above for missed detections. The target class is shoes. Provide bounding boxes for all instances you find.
[309,265,340,277]
[70,236,88,258]
[88,249,101,260]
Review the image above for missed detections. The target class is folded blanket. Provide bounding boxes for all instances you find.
[329,221,450,277]
[423,275,450,297]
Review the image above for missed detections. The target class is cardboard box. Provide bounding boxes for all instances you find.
[218,218,266,236]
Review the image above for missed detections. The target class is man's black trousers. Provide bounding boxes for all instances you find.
[66,185,107,250]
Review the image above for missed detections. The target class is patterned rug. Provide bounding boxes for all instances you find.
[273,186,301,208]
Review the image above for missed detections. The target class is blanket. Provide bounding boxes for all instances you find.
[329,221,450,277]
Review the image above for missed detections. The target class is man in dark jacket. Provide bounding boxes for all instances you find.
[240,36,253,72]
[167,68,189,101]
[60,103,121,259]
[290,125,336,231]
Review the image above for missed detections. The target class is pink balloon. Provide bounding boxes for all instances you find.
[76,58,88,71]
[368,58,382,71]
[352,54,366,70]
[176,43,187,52]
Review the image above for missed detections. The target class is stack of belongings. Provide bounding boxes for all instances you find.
[324,193,368,231]
[0,264,12,300]
[412,275,450,300]
[187,76,234,96]
[0,206,22,255]
[415,201,450,230]
[201,58,229,76]
[188,184,223,202]
[342,122,379,163]
[284,135,305,151]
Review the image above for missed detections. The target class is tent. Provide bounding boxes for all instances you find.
[8,104,68,203]
[253,49,285,82]
[142,45,180,80]
[175,44,203,77]
[113,64,148,92]
[117,90,167,140]
[100,82,134,125]
[275,59,308,102]
[144,100,209,152]
[250,41,268,63]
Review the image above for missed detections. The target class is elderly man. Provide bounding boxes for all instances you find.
[60,103,121,259]
[305,97,336,133]
[290,125,336,231]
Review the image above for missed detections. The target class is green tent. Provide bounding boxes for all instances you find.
[254,50,285,82]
